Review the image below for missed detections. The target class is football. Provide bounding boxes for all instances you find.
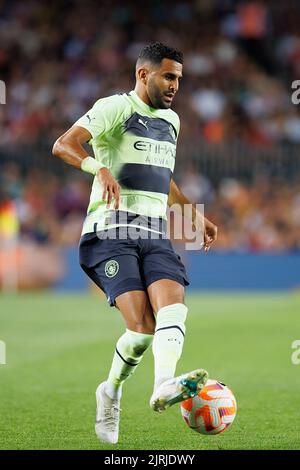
[180,379,237,435]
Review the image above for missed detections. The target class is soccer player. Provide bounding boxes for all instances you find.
[52,42,217,444]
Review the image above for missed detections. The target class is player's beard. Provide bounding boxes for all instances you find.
[147,80,172,109]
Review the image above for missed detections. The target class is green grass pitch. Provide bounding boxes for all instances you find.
[1,292,300,450]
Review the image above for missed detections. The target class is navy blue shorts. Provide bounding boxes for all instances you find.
[79,228,189,307]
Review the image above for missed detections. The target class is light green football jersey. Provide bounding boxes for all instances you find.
[74,90,180,235]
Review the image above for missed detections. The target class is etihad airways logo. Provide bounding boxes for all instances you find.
[134,140,176,158]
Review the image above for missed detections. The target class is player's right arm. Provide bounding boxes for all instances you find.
[52,126,120,209]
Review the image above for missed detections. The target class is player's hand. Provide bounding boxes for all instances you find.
[203,218,217,252]
[97,168,120,210]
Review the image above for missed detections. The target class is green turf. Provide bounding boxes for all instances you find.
[0,292,300,450]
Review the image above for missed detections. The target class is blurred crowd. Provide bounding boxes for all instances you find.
[1,0,300,147]
[1,0,300,253]
[1,162,300,252]
[180,167,300,252]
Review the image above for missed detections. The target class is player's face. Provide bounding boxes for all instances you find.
[147,59,183,109]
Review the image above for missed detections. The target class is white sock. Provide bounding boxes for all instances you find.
[152,303,187,391]
[106,329,153,400]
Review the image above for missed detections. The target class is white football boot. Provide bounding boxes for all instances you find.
[95,382,121,444]
[150,368,209,412]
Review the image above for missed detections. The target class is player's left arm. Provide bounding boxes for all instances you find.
[168,178,217,252]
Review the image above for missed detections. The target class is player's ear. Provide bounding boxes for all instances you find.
[136,66,149,85]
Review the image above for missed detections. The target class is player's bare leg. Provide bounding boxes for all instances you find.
[95,290,154,444]
[147,279,208,412]
[116,290,156,334]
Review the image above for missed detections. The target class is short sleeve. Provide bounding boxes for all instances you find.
[73,94,128,141]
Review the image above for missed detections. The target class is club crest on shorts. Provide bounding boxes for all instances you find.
[105,260,119,278]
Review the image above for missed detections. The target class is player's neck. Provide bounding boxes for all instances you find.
[133,85,154,108]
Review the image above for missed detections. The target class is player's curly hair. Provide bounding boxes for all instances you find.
[137,42,183,66]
